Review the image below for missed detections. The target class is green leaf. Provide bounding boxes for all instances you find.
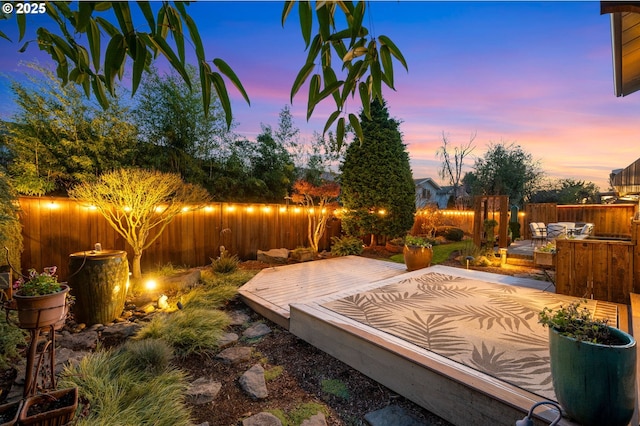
[317,79,343,103]
[350,2,365,46]
[358,81,370,119]
[290,61,315,103]
[380,45,394,90]
[213,58,250,105]
[323,110,341,135]
[77,2,95,32]
[378,35,408,71]
[104,33,126,93]
[112,2,134,36]
[323,66,342,105]
[336,116,345,146]
[131,37,147,95]
[210,71,233,128]
[199,61,212,117]
[96,17,120,38]
[298,1,312,47]
[307,74,321,120]
[304,34,322,65]
[157,5,169,40]
[166,6,185,63]
[316,4,331,41]
[94,3,113,12]
[150,33,191,88]
[281,1,295,26]
[86,19,101,71]
[370,61,383,101]
[17,13,26,41]
[328,27,368,41]
[183,13,204,59]
[136,1,156,33]
[0,31,11,42]
[92,75,109,109]
[348,113,363,142]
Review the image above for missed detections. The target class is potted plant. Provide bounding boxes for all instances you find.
[538,301,636,426]
[0,399,21,426]
[12,267,70,329]
[533,241,556,267]
[18,386,78,426]
[403,235,433,271]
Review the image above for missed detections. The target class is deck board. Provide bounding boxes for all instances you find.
[238,258,632,425]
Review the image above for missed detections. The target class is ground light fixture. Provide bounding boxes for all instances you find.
[515,401,562,426]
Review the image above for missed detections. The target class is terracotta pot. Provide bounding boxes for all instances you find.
[403,245,433,271]
[19,387,78,426]
[13,285,69,329]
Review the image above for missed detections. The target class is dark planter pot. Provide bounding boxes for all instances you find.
[403,245,433,271]
[19,387,78,426]
[13,285,69,329]
[69,250,129,326]
[0,400,21,426]
[549,327,637,426]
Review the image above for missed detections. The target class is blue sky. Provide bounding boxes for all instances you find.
[1,1,638,191]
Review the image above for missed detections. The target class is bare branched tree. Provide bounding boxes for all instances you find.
[70,169,210,278]
[436,132,476,209]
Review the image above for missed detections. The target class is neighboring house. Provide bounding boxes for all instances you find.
[609,158,640,202]
[414,178,458,209]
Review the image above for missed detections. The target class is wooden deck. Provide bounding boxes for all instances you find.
[238,257,635,426]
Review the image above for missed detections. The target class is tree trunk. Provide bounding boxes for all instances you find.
[132,252,142,279]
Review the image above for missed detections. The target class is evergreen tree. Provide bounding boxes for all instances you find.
[339,99,415,244]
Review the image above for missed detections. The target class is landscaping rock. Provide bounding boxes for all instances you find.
[217,332,239,348]
[239,364,268,399]
[186,377,222,405]
[242,322,271,339]
[257,248,289,264]
[159,269,201,292]
[364,405,429,426]
[301,412,328,426]
[57,329,99,351]
[242,412,282,426]
[228,310,250,326]
[216,346,252,364]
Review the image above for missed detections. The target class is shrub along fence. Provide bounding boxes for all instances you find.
[17,197,342,281]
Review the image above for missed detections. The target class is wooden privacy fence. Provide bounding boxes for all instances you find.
[523,203,638,239]
[17,197,342,281]
[555,220,640,304]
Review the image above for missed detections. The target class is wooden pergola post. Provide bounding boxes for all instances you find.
[472,195,510,249]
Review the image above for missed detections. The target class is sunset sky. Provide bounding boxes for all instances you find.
[1,1,639,191]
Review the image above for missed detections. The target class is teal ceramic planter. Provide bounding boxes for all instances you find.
[549,326,637,426]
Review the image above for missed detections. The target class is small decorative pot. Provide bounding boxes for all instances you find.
[549,326,637,426]
[19,387,78,426]
[403,245,433,271]
[13,285,69,329]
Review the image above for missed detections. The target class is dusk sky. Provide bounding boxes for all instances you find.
[1,1,639,191]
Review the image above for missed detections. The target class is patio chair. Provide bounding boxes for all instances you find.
[547,223,566,240]
[574,223,594,239]
[529,222,547,246]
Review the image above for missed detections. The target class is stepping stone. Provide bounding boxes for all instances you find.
[216,346,252,364]
[243,323,271,339]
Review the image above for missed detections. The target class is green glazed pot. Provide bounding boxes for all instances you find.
[549,326,637,426]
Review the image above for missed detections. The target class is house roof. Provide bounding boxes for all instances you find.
[413,178,442,190]
[601,2,640,96]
